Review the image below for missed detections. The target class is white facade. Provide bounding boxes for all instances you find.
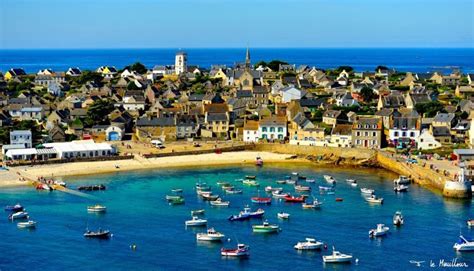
[175,51,187,75]
[259,124,287,141]
[10,130,32,148]
[330,134,352,148]
[281,86,303,103]
[416,129,442,150]
[43,140,115,159]
[388,129,420,142]
[243,129,260,143]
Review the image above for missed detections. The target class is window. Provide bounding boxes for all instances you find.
[373,125,377,129]
[356,132,360,136]
[394,132,399,137]
[364,132,369,137]
[356,139,361,145]
[410,132,415,137]
[278,134,283,139]
[373,132,376,137]
[270,127,275,132]
[402,132,406,137]
[278,127,283,133]
[262,127,267,132]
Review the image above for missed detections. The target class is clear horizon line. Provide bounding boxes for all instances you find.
[1,46,473,50]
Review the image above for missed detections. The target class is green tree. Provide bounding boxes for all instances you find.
[74,71,103,85]
[267,60,288,71]
[375,65,388,71]
[360,86,376,102]
[254,61,267,69]
[87,99,115,124]
[126,62,147,74]
[415,101,445,117]
[336,66,353,73]
[127,81,141,90]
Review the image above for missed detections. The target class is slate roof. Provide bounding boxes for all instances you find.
[433,113,455,123]
[207,113,228,122]
[136,117,175,127]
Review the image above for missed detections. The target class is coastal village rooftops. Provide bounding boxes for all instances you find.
[431,126,451,136]
[136,116,175,127]
[260,115,287,126]
[353,116,382,130]
[323,110,342,118]
[331,124,352,135]
[433,113,455,123]
[207,113,228,122]
[243,120,259,131]
[204,103,228,113]
[43,140,113,153]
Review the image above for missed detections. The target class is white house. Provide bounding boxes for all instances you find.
[329,124,352,148]
[281,86,304,103]
[258,116,287,141]
[416,129,442,150]
[9,105,43,121]
[388,110,420,146]
[243,120,260,143]
[10,130,32,148]
[334,92,359,107]
[43,140,115,159]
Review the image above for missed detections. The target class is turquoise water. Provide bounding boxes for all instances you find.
[1,164,473,270]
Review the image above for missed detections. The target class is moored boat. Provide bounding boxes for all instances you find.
[252,220,280,233]
[272,190,289,198]
[319,186,335,192]
[9,211,28,220]
[277,212,290,219]
[221,243,250,257]
[185,216,208,227]
[284,195,307,203]
[225,188,243,194]
[294,238,323,250]
[394,176,411,185]
[264,186,282,193]
[196,228,225,241]
[366,194,384,204]
[351,182,358,187]
[295,185,311,192]
[87,205,107,213]
[305,179,316,183]
[166,195,183,201]
[84,229,111,239]
[276,180,287,184]
[210,198,230,207]
[467,219,474,227]
[171,188,183,193]
[4,204,23,212]
[394,184,409,192]
[454,235,474,251]
[369,224,390,237]
[17,220,36,229]
[393,211,404,226]
[36,183,52,191]
[302,199,323,209]
[322,248,353,263]
[360,188,374,195]
[191,209,205,216]
[245,175,256,180]
[323,175,336,184]
[243,179,260,187]
[168,197,185,205]
[346,179,356,184]
[78,184,106,191]
[228,207,265,221]
[251,197,272,204]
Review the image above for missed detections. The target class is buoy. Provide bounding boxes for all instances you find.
[355,258,359,264]
[130,244,137,250]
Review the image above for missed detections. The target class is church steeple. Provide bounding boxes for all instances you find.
[245,47,251,70]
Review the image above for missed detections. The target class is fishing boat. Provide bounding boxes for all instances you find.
[36,183,52,191]
[305,179,316,183]
[9,211,28,220]
[394,176,411,185]
[272,190,289,198]
[360,188,374,195]
[245,175,256,180]
[256,156,263,166]
[228,207,265,221]
[78,184,106,191]
[221,184,234,191]
[454,235,474,251]
[319,186,335,192]
[17,220,36,229]
[216,181,230,186]
[210,198,230,207]
[323,175,336,185]
[191,209,205,216]
[185,216,208,227]
[264,186,282,193]
[335,198,343,202]
[346,179,356,184]
[166,195,183,201]
[294,238,323,250]
[169,197,185,205]
[171,188,183,193]
[277,212,290,219]
[276,180,287,184]
[84,229,111,239]
[369,224,390,237]
[393,211,404,226]
[4,204,23,212]
[243,180,260,187]
[252,220,280,233]
[467,219,474,227]
[87,205,107,213]
[251,197,272,204]
[196,182,211,192]
[196,228,225,241]
[53,180,67,187]
[322,248,353,263]
[221,244,250,257]
[295,185,311,192]
[302,199,323,209]
[284,195,307,203]
[225,188,243,194]
[286,179,296,185]
[366,194,384,204]
[394,184,409,192]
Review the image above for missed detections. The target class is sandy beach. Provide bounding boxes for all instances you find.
[0,151,307,188]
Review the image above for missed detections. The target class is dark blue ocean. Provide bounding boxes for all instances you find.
[1,164,473,271]
[0,48,473,74]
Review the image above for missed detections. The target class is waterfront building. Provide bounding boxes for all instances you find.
[415,129,442,150]
[10,130,32,148]
[352,116,382,149]
[259,115,287,141]
[330,124,353,148]
[432,113,456,128]
[243,120,259,143]
[387,109,420,147]
[175,51,187,75]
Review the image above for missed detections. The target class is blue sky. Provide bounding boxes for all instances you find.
[0,0,473,48]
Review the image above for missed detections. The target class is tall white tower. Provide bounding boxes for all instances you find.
[175,51,187,75]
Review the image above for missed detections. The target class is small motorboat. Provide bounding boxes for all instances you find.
[393,211,404,226]
[87,205,107,213]
[369,224,390,237]
[360,188,374,195]
[394,184,409,192]
[171,188,183,193]
[196,182,211,192]
[272,190,289,198]
[335,198,344,202]
[166,195,183,201]
[294,238,323,250]
[210,198,230,207]
[228,207,265,221]
[216,181,230,186]
[221,184,234,191]
[286,179,296,185]
[243,180,260,187]
[366,194,384,204]
[251,197,272,205]
[351,182,358,187]
[256,156,263,166]
[319,186,335,192]
[323,175,336,185]
[84,229,111,239]
[295,185,311,192]
[394,176,411,185]
[245,175,256,180]
[5,204,23,212]
[252,220,280,233]
[78,184,106,191]
[277,212,290,220]
[196,228,225,242]
[185,216,208,227]
[302,199,323,209]
[265,186,282,193]
[168,197,185,205]
[201,193,220,201]
[322,248,353,263]
[17,220,36,229]
[53,180,67,187]
[221,243,249,257]
[454,235,474,251]
[346,179,356,184]
[284,195,307,203]
[36,183,52,191]
[191,209,205,216]
[225,188,243,194]
[467,219,474,227]
[305,179,316,183]
[9,211,28,220]
[276,180,287,184]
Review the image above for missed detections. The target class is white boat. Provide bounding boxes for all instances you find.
[346,179,356,183]
[221,244,250,257]
[302,199,323,209]
[467,219,474,227]
[295,185,311,192]
[323,175,336,184]
[225,189,243,194]
[322,248,353,263]
[265,186,283,193]
[351,182,358,187]
[454,235,474,251]
[272,190,289,198]
[294,238,323,250]
[393,211,404,226]
[286,179,296,185]
[277,212,290,219]
[394,176,411,185]
[305,179,316,183]
[185,216,208,227]
[369,224,390,237]
[394,184,409,192]
[366,195,383,204]
[17,220,36,229]
[87,205,107,212]
[9,211,29,220]
[196,228,225,241]
[210,198,230,207]
[360,188,374,195]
